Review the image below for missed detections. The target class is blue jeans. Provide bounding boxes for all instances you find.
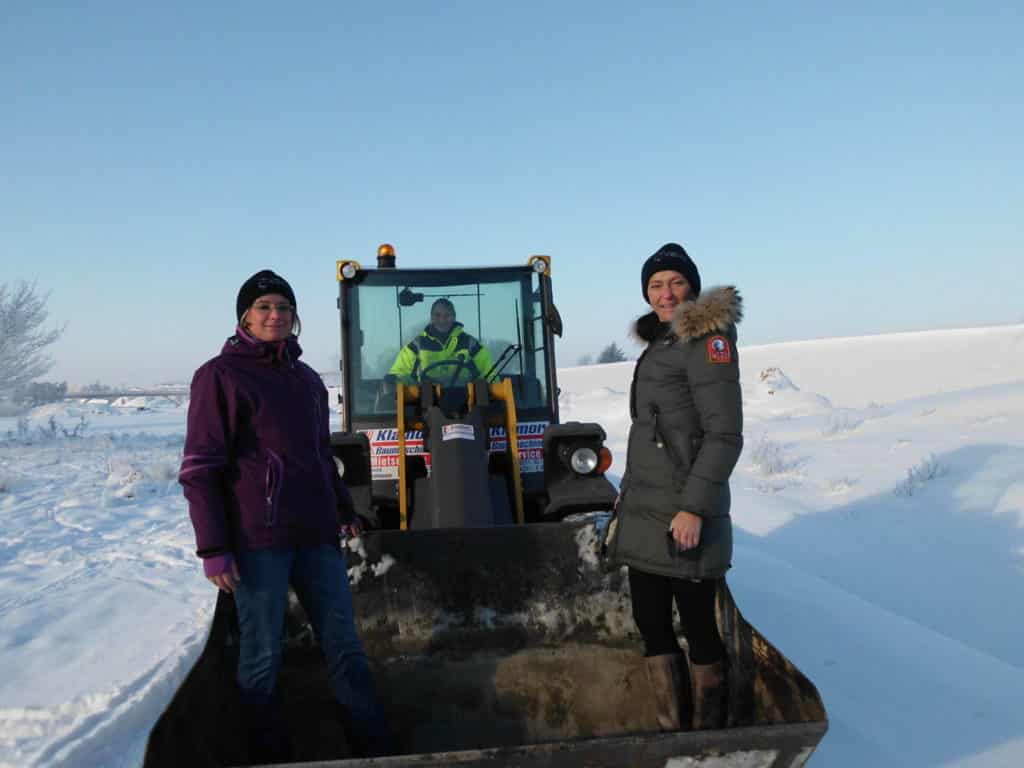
[234,544,391,757]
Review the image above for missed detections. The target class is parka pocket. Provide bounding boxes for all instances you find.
[665,529,702,561]
[264,449,285,526]
[650,405,694,492]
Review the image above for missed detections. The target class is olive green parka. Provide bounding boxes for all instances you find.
[609,286,744,580]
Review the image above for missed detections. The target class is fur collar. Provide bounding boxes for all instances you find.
[632,286,743,343]
[631,312,668,344]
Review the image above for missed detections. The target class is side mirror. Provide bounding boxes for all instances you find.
[398,287,424,307]
[547,304,563,337]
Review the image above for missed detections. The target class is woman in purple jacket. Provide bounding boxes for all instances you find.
[180,270,390,762]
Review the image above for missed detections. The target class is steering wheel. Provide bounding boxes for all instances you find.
[419,358,470,387]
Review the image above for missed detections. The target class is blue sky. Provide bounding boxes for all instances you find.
[3,1,1021,386]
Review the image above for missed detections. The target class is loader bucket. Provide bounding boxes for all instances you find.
[145,521,827,767]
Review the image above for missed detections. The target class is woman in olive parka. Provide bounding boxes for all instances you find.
[609,243,743,732]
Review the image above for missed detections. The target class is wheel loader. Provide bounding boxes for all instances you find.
[144,246,827,767]
[329,244,619,529]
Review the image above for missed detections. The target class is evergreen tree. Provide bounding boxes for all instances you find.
[596,342,627,364]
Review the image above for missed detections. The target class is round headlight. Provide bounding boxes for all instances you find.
[333,456,345,478]
[570,447,598,474]
[341,262,358,279]
[532,258,547,273]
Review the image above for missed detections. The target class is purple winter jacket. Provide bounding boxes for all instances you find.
[180,330,353,563]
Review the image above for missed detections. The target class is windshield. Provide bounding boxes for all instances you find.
[346,268,551,420]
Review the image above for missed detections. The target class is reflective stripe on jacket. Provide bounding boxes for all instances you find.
[389,323,494,383]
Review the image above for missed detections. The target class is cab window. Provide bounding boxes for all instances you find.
[348,272,550,419]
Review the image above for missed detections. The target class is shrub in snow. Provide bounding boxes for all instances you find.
[152,461,181,485]
[758,367,798,395]
[826,476,857,495]
[822,410,863,437]
[105,463,144,500]
[39,416,60,440]
[750,436,793,476]
[756,476,798,494]
[894,454,946,497]
[59,415,88,438]
[6,414,88,443]
[99,449,182,503]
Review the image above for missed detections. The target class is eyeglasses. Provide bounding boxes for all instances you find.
[250,302,294,314]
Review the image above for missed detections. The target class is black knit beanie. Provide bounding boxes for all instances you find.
[236,270,297,321]
[640,243,701,302]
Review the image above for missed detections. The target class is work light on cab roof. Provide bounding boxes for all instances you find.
[338,261,360,280]
[377,243,396,269]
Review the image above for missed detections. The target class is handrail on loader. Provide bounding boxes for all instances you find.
[396,377,524,530]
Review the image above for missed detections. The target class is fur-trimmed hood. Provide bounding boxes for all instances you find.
[632,286,743,343]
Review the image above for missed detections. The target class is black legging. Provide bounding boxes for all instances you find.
[628,567,725,665]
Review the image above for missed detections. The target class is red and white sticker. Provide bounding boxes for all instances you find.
[442,423,475,441]
[707,335,731,364]
[362,421,549,480]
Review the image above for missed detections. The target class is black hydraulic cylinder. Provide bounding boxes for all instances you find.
[412,405,495,528]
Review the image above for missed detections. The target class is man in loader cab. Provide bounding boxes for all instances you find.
[388,298,494,385]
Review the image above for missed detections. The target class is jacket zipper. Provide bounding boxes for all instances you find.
[650,404,688,491]
[265,449,283,526]
[265,460,274,526]
[650,404,663,447]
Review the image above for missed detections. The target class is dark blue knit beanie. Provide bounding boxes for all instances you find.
[641,243,701,301]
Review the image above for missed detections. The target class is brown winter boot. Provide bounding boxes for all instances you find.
[690,660,727,730]
[644,654,692,731]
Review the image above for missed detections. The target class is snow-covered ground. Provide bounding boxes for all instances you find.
[2,324,1023,767]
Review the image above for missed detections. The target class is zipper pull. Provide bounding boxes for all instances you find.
[650,404,663,447]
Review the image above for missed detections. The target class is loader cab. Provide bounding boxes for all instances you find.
[332,252,616,528]
[337,257,559,428]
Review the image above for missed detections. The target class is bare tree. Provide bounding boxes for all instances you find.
[0,281,65,396]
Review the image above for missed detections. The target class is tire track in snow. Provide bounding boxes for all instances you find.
[9,615,211,768]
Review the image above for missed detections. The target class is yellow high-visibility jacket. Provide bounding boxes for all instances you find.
[389,323,494,384]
